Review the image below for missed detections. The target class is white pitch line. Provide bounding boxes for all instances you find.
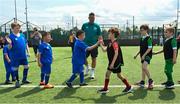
[0,85,180,88]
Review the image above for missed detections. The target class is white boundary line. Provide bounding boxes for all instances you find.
[0,84,180,88]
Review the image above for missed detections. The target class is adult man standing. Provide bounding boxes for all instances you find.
[30,28,42,61]
[81,12,102,79]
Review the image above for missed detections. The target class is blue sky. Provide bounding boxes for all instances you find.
[0,0,178,30]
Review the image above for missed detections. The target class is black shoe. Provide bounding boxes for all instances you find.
[148,79,154,89]
[122,86,133,93]
[165,82,174,89]
[12,79,16,82]
[90,77,95,80]
[66,82,73,88]
[4,80,13,85]
[15,81,21,88]
[135,80,145,87]
[97,88,109,94]
[22,80,31,85]
[79,83,88,86]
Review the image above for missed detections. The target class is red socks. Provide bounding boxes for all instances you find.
[122,79,131,87]
[104,79,109,90]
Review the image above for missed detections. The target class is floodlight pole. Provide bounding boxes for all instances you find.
[14,0,17,22]
[25,0,29,40]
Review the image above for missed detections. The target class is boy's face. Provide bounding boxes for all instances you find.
[44,34,52,43]
[79,33,85,40]
[108,32,114,40]
[165,30,173,38]
[13,26,20,34]
[140,29,147,35]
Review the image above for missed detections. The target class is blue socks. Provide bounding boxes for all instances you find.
[6,72,11,81]
[41,73,45,82]
[67,73,77,83]
[14,70,19,81]
[45,74,50,85]
[23,68,29,81]
[80,72,84,84]
[67,72,85,84]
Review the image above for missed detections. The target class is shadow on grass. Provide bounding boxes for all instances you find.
[88,92,130,103]
[128,87,148,100]
[0,87,16,94]
[14,87,43,98]
[158,89,175,100]
[61,74,95,85]
[54,87,80,100]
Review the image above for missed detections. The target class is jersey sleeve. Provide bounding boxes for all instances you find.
[38,44,43,54]
[3,47,8,55]
[79,41,89,51]
[147,37,153,48]
[112,42,119,51]
[81,24,85,31]
[171,38,177,50]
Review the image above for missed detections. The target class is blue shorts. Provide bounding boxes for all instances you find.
[72,64,84,74]
[11,58,28,68]
[41,64,51,74]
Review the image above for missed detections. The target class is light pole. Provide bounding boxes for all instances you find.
[25,0,29,40]
[14,0,17,22]
[176,0,179,37]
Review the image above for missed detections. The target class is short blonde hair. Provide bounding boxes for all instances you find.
[11,22,21,29]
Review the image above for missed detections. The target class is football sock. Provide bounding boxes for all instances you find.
[45,74,50,85]
[122,79,131,87]
[68,73,77,83]
[104,79,109,90]
[22,68,29,81]
[80,72,84,84]
[41,73,45,82]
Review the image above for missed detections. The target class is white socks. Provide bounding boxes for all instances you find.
[85,65,91,75]
[90,68,95,78]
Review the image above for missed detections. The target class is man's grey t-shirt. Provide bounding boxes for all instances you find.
[31,33,41,46]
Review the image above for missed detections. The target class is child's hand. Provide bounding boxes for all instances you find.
[109,64,114,69]
[38,62,42,68]
[98,37,104,45]
[134,56,137,59]
[7,59,11,63]
[173,59,177,64]
[141,55,145,61]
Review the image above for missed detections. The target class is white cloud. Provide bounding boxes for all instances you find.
[0,0,178,30]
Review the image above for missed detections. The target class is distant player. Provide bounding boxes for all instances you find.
[66,30,101,88]
[38,32,54,89]
[97,28,133,93]
[134,24,154,89]
[3,42,15,84]
[154,27,177,89]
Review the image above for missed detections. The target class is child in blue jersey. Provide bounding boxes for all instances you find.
[3,44,15,84]
[6,22,31,88]
[66,30,101,88]
[38,32,54,89]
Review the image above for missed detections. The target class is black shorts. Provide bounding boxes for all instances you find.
[141,56,151,64]
[86,47,98,58]
[107,66,121,73]
[32,45,39,55]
